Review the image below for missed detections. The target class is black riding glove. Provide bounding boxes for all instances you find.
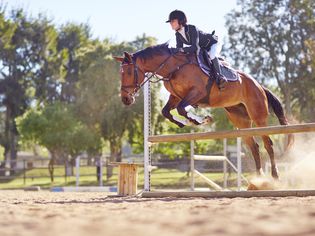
[170,47,184,54]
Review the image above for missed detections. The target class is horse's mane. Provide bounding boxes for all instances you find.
[133,42,170,62]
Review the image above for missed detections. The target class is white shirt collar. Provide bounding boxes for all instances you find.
[177,27,187,41]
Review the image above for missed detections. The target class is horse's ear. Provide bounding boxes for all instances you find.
[113,56,124,62]
[124,51,132,63]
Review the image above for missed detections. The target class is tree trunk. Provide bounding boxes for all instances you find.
[48,155,55,183]
[4,106,18,176]
[9,128,18,176]
[64,155,74,177]
[106,138,122,180]
[3,107,10,174]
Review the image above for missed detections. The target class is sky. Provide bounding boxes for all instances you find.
[3,0,238,46]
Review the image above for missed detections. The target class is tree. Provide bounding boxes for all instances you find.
[18,103,101,182]
[75,36,162,179]
[31,16,68,105]
[0,8,42,173]
[57,22,91,103]
[225,0,315,120]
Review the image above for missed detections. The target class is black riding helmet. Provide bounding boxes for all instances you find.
[165,10,187,25]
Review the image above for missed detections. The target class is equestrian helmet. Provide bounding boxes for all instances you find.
[166,10,187,25]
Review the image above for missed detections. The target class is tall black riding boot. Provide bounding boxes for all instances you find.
[211,57,227,90]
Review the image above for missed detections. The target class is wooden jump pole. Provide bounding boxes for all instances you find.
[148,123,315,143]
[142,190,315,198]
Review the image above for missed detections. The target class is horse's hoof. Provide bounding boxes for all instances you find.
[177,123,185,128]
[189,118,201,126]
[203,116,213,124]
[271,168,279,180]
[247,177,275,190]
[272,174,279,180]
[256,168,265,177]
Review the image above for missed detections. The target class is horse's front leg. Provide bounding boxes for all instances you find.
[162,94,187,128]
[176,89,210,125]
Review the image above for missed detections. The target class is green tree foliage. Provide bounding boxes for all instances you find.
[17,103,101,181]
[0,4,165,177]
[57,23,91,103]
[75,36,162,178]
[225,0,315,120]
[0,7,60,172]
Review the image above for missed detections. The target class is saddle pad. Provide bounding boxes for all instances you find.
[221,64,239,81]
[197,50,240,82]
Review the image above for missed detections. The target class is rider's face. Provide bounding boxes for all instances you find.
[170,19,180,31]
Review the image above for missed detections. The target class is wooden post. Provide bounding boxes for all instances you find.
[118,163,138,196]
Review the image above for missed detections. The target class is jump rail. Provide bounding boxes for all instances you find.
[148,123,315,143]
[141,190,315,198]
[144,81,315,194]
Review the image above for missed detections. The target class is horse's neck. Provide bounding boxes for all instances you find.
[141,56,169,75]
[141,54,190,78]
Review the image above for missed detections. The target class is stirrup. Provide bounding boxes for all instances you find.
[218,76,227,90]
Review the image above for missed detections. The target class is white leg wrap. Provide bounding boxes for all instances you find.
[172,116,190,126]
[187,112,203,124]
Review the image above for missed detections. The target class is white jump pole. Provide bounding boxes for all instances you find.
[76,156,80,187]
[144,82,151,191]
[190,139,195,191]
[99,156,103,187]
[237,137,242,190]
[223,138,227,189]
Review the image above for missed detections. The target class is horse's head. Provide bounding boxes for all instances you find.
[114,52,145,106]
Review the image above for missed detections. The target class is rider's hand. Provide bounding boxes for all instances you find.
[171,48,184,54]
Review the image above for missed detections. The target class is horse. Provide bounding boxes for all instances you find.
[114,42,294,179]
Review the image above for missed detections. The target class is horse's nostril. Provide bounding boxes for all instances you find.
[122,96,130,105]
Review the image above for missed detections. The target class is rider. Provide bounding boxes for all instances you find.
[166,10,227,89]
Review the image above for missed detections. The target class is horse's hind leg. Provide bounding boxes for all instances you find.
[254,120,279,179]
[262,135,278,179]
[225,105,264,176]
[245,99,279,179]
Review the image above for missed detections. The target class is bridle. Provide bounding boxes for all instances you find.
[120,54,173,97]
[120,51,197,98]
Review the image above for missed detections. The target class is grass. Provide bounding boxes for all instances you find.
[0,165,251,190]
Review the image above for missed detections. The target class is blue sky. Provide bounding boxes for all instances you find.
[4,0,238,46]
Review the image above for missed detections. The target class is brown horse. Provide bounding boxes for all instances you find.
[114,43,293,179]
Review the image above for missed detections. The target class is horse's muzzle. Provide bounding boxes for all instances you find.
[121,96,135,106]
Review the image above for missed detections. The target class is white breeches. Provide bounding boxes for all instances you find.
[208,41,222,60]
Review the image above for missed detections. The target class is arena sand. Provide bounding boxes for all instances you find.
[0,190,315,236]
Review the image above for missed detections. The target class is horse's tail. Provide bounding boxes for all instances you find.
[263,86,294,151]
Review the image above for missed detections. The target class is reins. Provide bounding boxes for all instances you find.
[121,51,198,97]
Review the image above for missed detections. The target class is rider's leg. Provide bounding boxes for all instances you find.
[209,42,227,89]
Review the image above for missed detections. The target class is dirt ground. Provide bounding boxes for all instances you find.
[0,190,315,236]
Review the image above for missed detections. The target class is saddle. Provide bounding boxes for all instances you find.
[197,49,240,82]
